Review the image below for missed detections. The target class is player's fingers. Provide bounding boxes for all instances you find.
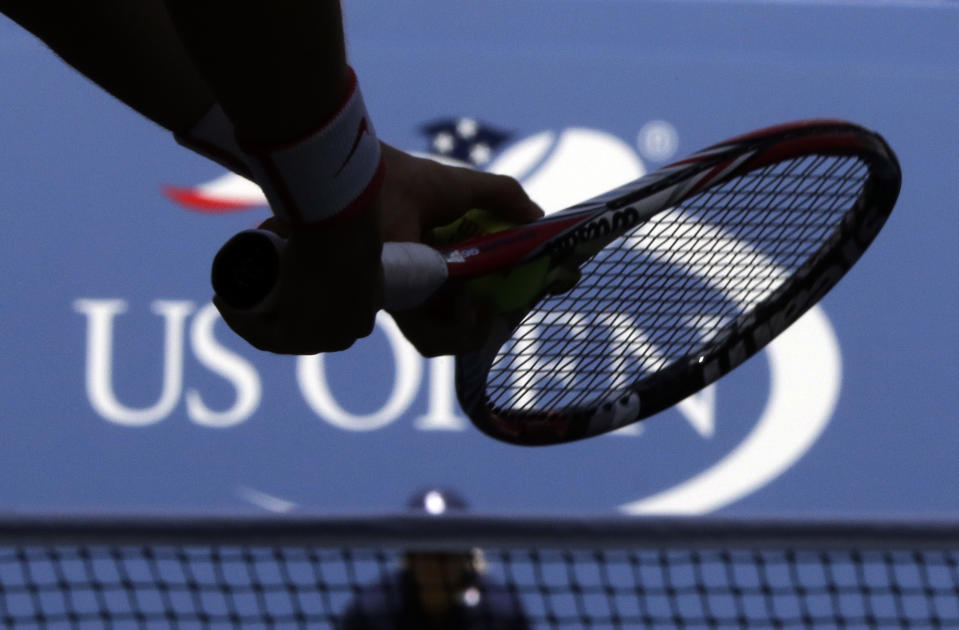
[390,290,495,358]
[409,309,480,358]
[212,295,279,353]
[417,167,543,231]
[256,216,292,237]
[213,295,361,355]
[457,169,544,223]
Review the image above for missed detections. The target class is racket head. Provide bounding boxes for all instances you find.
[452,119,901,446]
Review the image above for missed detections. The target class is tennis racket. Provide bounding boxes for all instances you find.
[212,119,901,445]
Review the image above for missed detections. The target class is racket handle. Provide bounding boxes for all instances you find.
[381,240,449,309]
[211,229,449,312]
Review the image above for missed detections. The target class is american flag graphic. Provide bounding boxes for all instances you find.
[419,117,512,167]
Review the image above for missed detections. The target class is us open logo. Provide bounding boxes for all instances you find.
[76,118,842,514]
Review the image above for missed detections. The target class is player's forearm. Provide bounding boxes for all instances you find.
[0,1,353,165]
[0,0,214,133]
[160,0,350,147]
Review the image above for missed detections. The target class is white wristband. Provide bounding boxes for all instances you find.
[244,68,384,227]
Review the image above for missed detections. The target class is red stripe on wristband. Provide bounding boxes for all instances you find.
[243,67,382,228]
[285,157,386,232]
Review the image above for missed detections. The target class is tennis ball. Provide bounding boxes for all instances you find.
[429,209,553,313]
[467,257,553,312]
[428,208,516,246]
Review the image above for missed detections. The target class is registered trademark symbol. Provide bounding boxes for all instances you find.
[637,120,679,162]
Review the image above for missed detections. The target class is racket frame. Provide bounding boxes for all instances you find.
[441,119,901,445]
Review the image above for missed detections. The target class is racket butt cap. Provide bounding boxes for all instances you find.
[211,230,282,310]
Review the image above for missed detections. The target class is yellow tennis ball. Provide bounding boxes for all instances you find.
[428,208,516,246]
[467,257,553,312]
[429,210,552,312]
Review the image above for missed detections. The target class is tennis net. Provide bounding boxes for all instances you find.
[1,515,957,628]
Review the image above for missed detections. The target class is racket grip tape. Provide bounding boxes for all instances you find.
[211,229,449,312]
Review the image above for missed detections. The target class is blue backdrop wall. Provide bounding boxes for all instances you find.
[0,0,956,516]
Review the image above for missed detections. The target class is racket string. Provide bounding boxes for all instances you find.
[486,154,870,414]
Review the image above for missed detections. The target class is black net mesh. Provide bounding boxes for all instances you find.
[485,155,869,415]
[2,541,958,629]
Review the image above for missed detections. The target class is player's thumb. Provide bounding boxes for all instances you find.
[457,169,544,224]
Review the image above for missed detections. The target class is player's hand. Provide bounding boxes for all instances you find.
[213,209,383,355]
[378,143,544,357]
